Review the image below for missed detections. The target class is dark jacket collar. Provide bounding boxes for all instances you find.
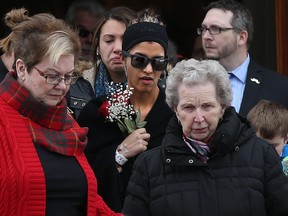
[163,107,254,158]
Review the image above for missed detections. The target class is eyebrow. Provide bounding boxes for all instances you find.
[202,24,225,28]
[45,68,76,75]
[102,33,118,37]
[133,52,165,58]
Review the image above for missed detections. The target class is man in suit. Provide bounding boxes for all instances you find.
[197,0,288,117]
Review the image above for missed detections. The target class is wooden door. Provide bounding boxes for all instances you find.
[275,0,288,76]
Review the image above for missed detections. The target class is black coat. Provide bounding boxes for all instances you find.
[123,107,288,216]
[240,61,288,116]
[78,88,173,212]
[66,76,95,120]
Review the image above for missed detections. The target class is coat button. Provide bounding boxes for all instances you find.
[188,159,194,164]
[234,146,240,151]
[81,102,86,106]
[73,101,78,105]
[166,158,171,163]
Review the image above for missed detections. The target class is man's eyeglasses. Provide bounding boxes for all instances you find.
[197,26,237,35]
[78,28,94,38]
[121,51,168,71]
[33,67,79,85]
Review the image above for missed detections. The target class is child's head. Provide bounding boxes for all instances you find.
[247,100,288,156]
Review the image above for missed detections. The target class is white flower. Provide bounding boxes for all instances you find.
[105,82,146,136]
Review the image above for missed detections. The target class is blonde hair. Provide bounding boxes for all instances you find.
[1,8,81,72]
[247,100,288,139]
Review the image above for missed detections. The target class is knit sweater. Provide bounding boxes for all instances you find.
[0,93,122,216]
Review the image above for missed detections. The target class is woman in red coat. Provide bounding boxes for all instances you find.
[0,8,122,216]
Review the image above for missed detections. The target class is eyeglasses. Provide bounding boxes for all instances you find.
[33,67,79,85]
[121,51,168,71]
[78,28,93,38]
[197,26,236,35]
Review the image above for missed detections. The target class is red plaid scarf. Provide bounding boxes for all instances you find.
[0,72,88,156]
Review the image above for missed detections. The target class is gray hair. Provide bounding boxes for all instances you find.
[165,59,232,110]
[65,0,106,25]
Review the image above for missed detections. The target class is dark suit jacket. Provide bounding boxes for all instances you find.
[239,61,288,116]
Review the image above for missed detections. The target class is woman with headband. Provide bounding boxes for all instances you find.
[78,7,174,212]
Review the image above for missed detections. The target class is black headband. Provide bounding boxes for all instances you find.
[122,22,168,52]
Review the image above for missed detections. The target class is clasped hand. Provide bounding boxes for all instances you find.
[118,128,150,158]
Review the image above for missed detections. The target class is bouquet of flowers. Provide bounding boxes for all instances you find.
[98,82,146,137]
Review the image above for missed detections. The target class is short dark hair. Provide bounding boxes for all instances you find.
[205,0,254,46]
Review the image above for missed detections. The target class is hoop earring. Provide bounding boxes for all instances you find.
[159,70,167,81]
[123,65,128,77]
[163,70,167,79]
[219,116,223,122]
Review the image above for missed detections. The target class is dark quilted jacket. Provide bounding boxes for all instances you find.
[123,107,288,216]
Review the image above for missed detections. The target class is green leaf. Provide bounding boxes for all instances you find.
[135,108,141,124]
[137,120,147,128]
[117,122,128,136]
[135,108,147,128]
[124,118,137,133]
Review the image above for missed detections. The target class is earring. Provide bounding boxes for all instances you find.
[96,49,99,56]
[20,76,25,82]
[159,70,166,81]
[124,65,128,76]
[163,70,167,79]
[165,70,168,79]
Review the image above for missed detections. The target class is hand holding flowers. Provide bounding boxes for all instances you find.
[98,82,147,137]
[97,83,149,170]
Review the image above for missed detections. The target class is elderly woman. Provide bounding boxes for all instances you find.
[122,59,288,216]
[0,8,121,216]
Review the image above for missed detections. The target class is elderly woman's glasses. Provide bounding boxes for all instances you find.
[197,26,236,35]
[122,51,168,71]
[33,67,79,85]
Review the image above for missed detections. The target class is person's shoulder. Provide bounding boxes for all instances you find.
[77,95,107,126]
[133,146,163,172]
[153,88,174,116]
[258,135,282,157]
[244,134,272,153]
[69,76,91,93]
[249,60,288,81]
[137,146,162,161]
